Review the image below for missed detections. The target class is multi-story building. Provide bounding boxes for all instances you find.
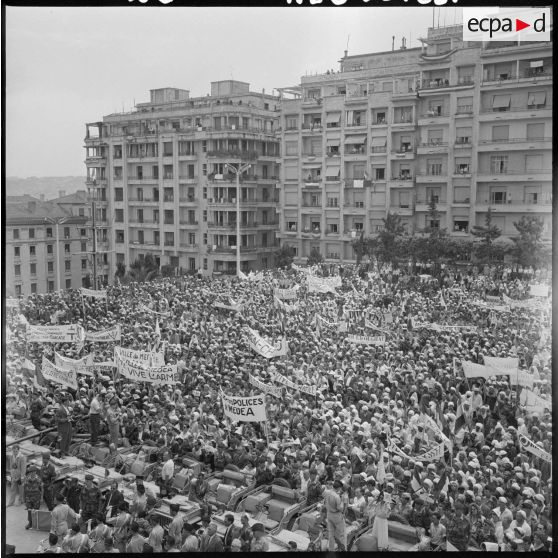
[85,80,281,279]
[276,24,552,264]
[6,195,90,297]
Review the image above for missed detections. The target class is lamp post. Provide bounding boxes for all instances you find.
[224,162,251,276]
[45,216,69,292]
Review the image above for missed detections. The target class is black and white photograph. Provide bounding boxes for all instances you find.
[3,2,553,553]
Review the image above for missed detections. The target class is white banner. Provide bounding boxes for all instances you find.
[416,442,446,463]
[346,334,386,346]
[116,354,178,385]
[520,389,551,414]
[114,346,165,367]
[271,371,317,396]
[245,328,288,359]
[483,356,518,375]
[307,275,336,294]
[221,392,267,422]
[139,304,171,317]
[509,370,535,389]
[6,298,20,308]
[249,374,283,398]
[530,284,549,298]
[519,434,552,463]
[316,315,338,328]
[247,271,264,282]
[85,325,121,342]
[27,324,85,345]
[81,287,107,299]
[273,296,298,314]
[214,302,244,312]
[41,356,78,390]
[486,295,501,303]
[420,413,452,450]
[274,287,299,301]
[462,361,498,379]
[292,264,312,274]
[55,352,94,376]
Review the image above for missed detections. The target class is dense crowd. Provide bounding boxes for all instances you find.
[5,261,552,552]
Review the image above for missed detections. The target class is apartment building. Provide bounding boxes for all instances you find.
[6,195,90,297]
[84,81,280,279]
[276,24,552,264]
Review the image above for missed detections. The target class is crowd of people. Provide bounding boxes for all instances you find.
[5,260,552,553]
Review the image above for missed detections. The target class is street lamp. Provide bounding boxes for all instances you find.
[44,216,69,292]
[224,162,251,276]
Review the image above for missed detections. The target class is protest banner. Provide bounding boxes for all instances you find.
[462,361,497,380]
[247,271,264,282]
[316,315,338,328]
[292,264,311,274]
[416,442,446,463]
[271,371,317,396]
[221,392,267,422]
[139,304,171,317]
[214,301,244,312]
[81,287,108,299]
[520,389,551,414]
[273,296,297,313]
[245,327,288,359]
[307,275,337,294]
[519,434,552,463]
[483,356,518,375]
[249,374,283,398]
[485,295,501,303]
[6,298,20,309]
[27,324,85,344]
[116,354,178,385]
[114,346,165,367]
[509,370,535,389]
[347,334,386,346]
[529,284,549,298]
[41,356,78,390]
[420,413,452,450]
[55,352,94,376]
[274,287,299,301]
[85,325,121,342]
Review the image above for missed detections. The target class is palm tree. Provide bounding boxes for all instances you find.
[125,255,159,283]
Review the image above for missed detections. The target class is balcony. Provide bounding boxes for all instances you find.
[344,146,367,157]
[85,156,107,166]
[391,117,416,129]
[371,118,388,127]
[415,172,447,183]
[179,220,200,227]
[343,203,366,214]
[345,179,371,189]
[370,147,387,155]
[478,105,552,121]
[475,199,552,213]
[301,123,323,134]
[303,178,322,188]
[417,141,449,155]
[476,168,552,181]
[389,176,414,188]
[454,138,472,148]
[128,219,160,228]
[453,166,472,177]
[455,106,474,116]
[477,137,552,151]
[415,198,448,212]
[178,176,197,183]
[390,147,415,160]
[206,150,259,161]
[417,112,450,125]
[417,78,474,92]
[128,198,159,205]
[179,243,199,250]
[481,71,552,89]
[85,177,107,187]
[389,205,414,216]
[127,176,159,183]
[179,196,199,203]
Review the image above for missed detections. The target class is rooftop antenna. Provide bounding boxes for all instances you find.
[392,35,395,51]
[345,34,350,57]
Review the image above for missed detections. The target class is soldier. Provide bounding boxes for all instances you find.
[80,474,103,525]
[60,477,81,514]
[40,451,57,511]
[167,503,184,546]
[24,462,43,530]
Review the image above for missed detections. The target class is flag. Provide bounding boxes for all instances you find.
[410,468,423,494]
[433,467,449,497]
[439,292,447,309]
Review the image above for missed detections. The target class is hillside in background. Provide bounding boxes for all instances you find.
[6,176,87,200]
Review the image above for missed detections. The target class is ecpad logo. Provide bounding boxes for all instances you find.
[463,8,551,42]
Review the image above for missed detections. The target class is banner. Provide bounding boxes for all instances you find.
[214,301,244,312]
[114,346,165,367]
[81,287,107,299]
[292,264,312,274]
[307,275,336,294]
[316,315,338,328]
[55,352,94,376]
[416,442,446,463]
[274,296,298,314]
[245,327,288,359]
[271,371,317,396]
[462,361,494,379]
[139,304,171,317]
[116,354,178,385]
[274,287,299,300]
[85,325,121,342]
[509,370,535,389]
[41,356,78,390]
[22,358,36,371]
[483,356,518,375]
[529,284,549,298]
[221,392,267,422]
[520,389,551,414]
[420,413,452,450]
[249,374,283,398]
[346,334,386,346]
[519,434,552,463]
[486,295,501,303]
[247,271,264,282]
[6,298,20,308]
[27,324,85,344]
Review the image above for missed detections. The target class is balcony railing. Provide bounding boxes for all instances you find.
[390,175,414,181]
[371,147,387,154]
[419,141,448,147]
[164,241,175,247]
[419,112,449,118]
[479,137,552,144]
[416,198,447,205]
[478,199,552,206]
[456,106,473,114]
[179,243,199,249]
[325,175,341,182]
[206,150,260,160]
[455,138,472,146]
[454,167,471,175]
[128,197,158,202]
[302,202,323,208]
[480,105,550,114]
[179,220,199,225]
[301,124,323,131]
[344,147,366,155]
[302,152,323,158]
[478,168,552,176]
[179,197,199,202]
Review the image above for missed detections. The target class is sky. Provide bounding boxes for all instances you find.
[6,5,462,177]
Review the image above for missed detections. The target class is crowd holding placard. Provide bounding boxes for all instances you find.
[4,261,552,552]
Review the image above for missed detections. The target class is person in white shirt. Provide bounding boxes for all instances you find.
[160,452,175,495]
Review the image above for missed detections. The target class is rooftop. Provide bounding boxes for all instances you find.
[6,195,87,225]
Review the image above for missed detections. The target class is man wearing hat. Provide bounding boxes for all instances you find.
[80,474,103,525]
[24,461,43,530]
[40,451,57,511]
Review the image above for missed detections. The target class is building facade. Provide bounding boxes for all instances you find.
[85,81,280,280]
[6,196,90,297]
[276,25,552,264]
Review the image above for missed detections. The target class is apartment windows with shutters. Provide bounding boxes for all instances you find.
[115,209,124,223]
[47,244,54,254]
[64,261,70,272]
[115,188,123,201]
[14,246,20,258]
[492,125,509,142]
[427,159,443,176]
[29,228,35,239]
[189,233,196,245]
[64,243,71,253]
[456,127,472,145]
[189,258,196,271]
[490,190,507,205]
[153,166,159,179]
[137,209,144,224]
[48,261,54,273]
[116,230,125,243]
[164,210,174,225]
[163,142,173,157]
[490,155,508,174]
[30,246,36,257]
[526,123,545,141]
[14,264,21,276]
[164,232,174,247]
[30,283,37,294]
[203,233,208,245]
[375,168,385,181]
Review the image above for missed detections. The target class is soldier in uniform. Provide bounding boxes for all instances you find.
[80,474,103,525]
[24,462,43,529]
[306,469,324,506]
[40,451,57,511]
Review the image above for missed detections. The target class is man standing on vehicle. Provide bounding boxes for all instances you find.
[324,479,347,551]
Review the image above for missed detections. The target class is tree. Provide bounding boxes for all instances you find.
[275,244,296,269]
[307,247,324,266]
[471,207,502,264]
[114,262,126,281]
[126,255,159,283]
[351,231,369,265]
[511,215,547,270]
[160,264,176,278]
[376,212,407,269]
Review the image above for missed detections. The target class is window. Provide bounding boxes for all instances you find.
[525,154,543,172]
[164,188,174,202]
[189,257,196,271]
[203,258,208,271]
[114,167,123,179]
[48,281,54,292]
[382,81,393,92]
[47,244,54,254]
[80,229,86,236]
[153,231,160,245]
[81,242,87,252]
[326,113,341,128]
[455,157,471,174]
[354,222,364,231]
[115,209,124,222]
[82,259,87,270]
[14,264,21,276]
[137,188,144,201]
[138,231,144,244]
[427,129,443,145]
[375,168,385,180]
[66,279,72,289]
[492,125,509,141]
[456,126,472,144]
[328,223,338,234]
[527,91,546,108]
[65,261,71,272]
[203,233,208,245]
[526,123,545,141]
[202,164,207,176]
[114,188,123,202]
[14,246,20,257]
[116,230,125,243]
[13,229,19,240]
[203,210,207,223]
[63,243,69,253]
[285,141,298,156]
[163,165,173,179]
[30,263,37,275]
[48,261,54,272]
[454,187,470,203]
[287,221,298,231]
[525,187,540,204]
[492,94,511,111]
[456,96,473,113]
[375,111,386,124]
[262,233,268,247]
[426,188,441,203]
[30,245,36,256]
[114,145,122,159]
[164,232,174,246]
[428,101,443,116]
[428,219,440,229]
[399,192,410,208]
[427,159,443,176]
[46,227,53,238]
[163,142,173,156]
[327,197,338,207]
[490,155,508,174]
[203,187,207,200]
[490,191,507,204]
[188,233,196,245]
[188,209,196,223]
[29,228,35,239]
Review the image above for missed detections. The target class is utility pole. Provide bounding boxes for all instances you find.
[92,199,97,289]
[225,162,251,276]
